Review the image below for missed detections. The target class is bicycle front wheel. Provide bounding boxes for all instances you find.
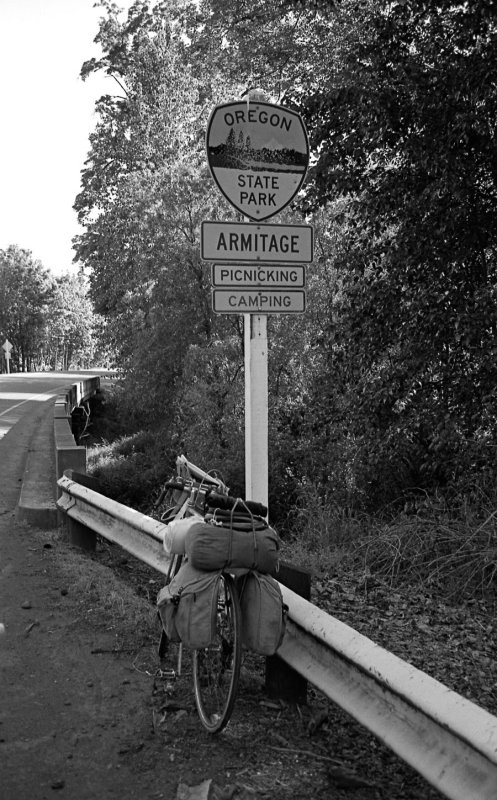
[192,573,241,733]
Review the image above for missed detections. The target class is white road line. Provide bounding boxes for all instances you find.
[0,383,71,418]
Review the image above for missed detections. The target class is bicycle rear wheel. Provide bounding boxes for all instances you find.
[192,573,241,733]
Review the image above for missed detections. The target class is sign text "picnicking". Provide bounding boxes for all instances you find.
[212,264,305,288]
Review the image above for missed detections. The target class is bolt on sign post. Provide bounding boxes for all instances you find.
[203,93,311,510]
[2,340,12,374]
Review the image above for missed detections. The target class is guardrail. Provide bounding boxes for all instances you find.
[56,473,497,800]
[54,377,100,500]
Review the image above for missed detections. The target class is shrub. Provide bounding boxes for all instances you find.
[87,431,175,511]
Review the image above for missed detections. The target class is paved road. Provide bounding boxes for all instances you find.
[0,370,169,800]
[0,372,101,440]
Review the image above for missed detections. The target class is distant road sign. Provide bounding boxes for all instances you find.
[206,100,309,221]
[212,264,305,289]
[201,221,313,263]
[212,289,306,314]
[2,339,12,353]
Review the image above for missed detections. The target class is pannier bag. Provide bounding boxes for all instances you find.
[185,521,280,574]
[239,571,287,655]
[156,582,181,643]
[157,561,221,649]
[163,517,203,556]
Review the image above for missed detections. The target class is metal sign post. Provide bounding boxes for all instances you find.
[204,94,311,510]
[2,340,12,374]
[244,312,268,507]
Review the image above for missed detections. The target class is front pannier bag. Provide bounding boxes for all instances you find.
[157,561,222,650]
[185,522,280,574]
[239,571,287,655]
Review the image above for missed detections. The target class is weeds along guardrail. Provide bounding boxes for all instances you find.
[56,473,497,800]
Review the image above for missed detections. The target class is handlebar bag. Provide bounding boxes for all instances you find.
[238,571,287,655]
[157,561,221,650]
[185,521,280,574]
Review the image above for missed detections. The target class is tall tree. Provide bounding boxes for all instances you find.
[0,246,55,372]
[74,4,241,424]
[287,0,497,501]
[43,274,98,370]
[76,0,497,509]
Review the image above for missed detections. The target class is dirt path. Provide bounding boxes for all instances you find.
[0,403,169,800]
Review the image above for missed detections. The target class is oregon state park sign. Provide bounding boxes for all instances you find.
[206,100,309,221]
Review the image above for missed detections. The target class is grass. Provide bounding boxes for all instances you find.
[279,483,369,576]
[45,527,159,646]
[350,497,497,601]
[279,482,497,603]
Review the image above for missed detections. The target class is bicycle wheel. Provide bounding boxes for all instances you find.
[192,573,241,733]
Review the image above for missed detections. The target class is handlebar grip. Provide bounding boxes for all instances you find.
[165,479,188,492]
[206,490,267,518]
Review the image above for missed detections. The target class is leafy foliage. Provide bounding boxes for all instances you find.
[78,0,497,544]
[42,274,99,370]
[0,246,55,371]
[0,246,100,372]
[285,0,497,507]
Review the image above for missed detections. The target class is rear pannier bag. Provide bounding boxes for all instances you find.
[185,522,280,574]
[157,561,221,650]
[239,571,287,655]
[156,583,181,643]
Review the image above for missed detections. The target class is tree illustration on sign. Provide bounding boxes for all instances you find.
[209,127,307,172]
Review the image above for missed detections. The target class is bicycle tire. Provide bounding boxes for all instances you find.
[192,573,241,733]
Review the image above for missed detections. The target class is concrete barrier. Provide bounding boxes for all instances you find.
[53,377,100,506]
[17,375,102,528]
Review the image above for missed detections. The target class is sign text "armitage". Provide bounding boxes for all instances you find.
[201,222,313,264]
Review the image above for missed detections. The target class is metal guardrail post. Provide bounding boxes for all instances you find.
[266,561,311,703]
[62,470,100,551]
[67,516,96,551]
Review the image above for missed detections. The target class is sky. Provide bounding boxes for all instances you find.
[0,0,133,276]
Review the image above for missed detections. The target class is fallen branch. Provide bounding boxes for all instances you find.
[267,745,343,765]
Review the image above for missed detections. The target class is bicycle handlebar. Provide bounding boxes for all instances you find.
[159,463,268,519]
[164,478,189,492]
[206,490,267,518]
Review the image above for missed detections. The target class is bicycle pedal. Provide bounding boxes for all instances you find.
[157,668,177,680]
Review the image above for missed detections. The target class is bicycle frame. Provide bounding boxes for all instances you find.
[157,456,243,733]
